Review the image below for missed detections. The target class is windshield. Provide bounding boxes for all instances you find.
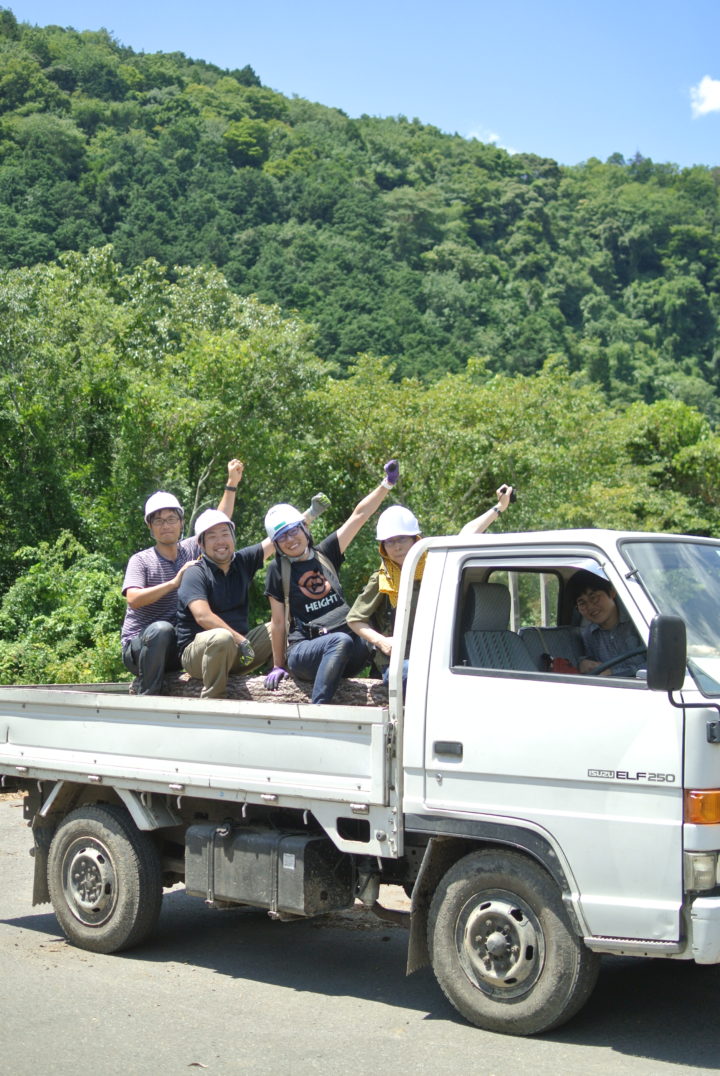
[622,538,720,694]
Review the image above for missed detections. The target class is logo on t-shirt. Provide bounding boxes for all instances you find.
[298,569,331,599]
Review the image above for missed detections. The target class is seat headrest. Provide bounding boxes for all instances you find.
[464,582,511,631]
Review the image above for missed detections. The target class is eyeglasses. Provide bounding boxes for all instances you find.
[278,524,304,541]
[576,592,605,611]
[151,513,181,526]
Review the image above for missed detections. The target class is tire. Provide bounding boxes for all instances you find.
[428,849,600,1036]
[47,804,163,954]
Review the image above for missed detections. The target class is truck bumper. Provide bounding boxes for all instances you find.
[690,896,720,964]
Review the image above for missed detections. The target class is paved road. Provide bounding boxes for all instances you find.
[1,793,719,1075]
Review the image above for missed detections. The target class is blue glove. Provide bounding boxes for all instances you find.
[383,459,399,488]
[265,666,289,690]
[237,639,255,667]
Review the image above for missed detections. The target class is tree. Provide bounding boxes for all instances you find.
[223,117,270,167]
[0,533,126,684]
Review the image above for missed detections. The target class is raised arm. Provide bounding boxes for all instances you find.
[217,458,244,518]
[458,484,514,536]
[335,460,398,554]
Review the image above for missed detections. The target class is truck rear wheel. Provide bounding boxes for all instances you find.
[47,804,163,954]
[428,849,599,1035]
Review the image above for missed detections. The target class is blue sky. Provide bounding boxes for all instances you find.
[6,0,720,168]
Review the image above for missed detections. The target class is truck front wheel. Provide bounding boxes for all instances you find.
[428,849,599,1035]
[47,804,163,954]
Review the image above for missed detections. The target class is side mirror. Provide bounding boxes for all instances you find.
[646,614,687,692]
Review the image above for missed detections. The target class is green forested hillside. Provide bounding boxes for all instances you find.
[1,8,718,399]
[1,9,720,683]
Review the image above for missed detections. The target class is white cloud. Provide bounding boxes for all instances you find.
[469,127,500,144]
[467,126,517,155]
[690,76,720,118]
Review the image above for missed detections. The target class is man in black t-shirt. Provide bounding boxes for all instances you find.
[263,461,399,704]
[175,509,271,698]
[176,494,331,699]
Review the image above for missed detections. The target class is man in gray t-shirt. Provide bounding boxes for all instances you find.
[121,459,243,694]
[568,569,646,678]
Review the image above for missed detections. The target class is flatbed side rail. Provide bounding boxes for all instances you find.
[0,688,391,805]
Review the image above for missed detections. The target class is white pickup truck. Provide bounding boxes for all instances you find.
[2,528,720,1037]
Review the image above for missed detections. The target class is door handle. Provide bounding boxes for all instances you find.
[433,740,463,759]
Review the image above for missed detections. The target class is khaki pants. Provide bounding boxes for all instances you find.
[180,623,272,699]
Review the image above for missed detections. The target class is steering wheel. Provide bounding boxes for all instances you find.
[588,646,647,677]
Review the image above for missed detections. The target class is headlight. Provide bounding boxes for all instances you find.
[684,851,719,891]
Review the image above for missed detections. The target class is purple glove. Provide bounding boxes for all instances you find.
[265,666,289,690]
[383,459,399,488]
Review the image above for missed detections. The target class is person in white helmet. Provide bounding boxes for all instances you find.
[176,497,331,699]
[347,485,514,688]
[262,460,399,704]
[120,459,244,695]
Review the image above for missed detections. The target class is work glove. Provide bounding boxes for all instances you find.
[237,639,255,667]
[307,492,331,520]
[265,666,289,690]
[382,459,399,489]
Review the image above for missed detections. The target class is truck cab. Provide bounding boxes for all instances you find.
[392,530,720,1032]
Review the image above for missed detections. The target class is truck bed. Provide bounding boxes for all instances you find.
[0,686,392,810]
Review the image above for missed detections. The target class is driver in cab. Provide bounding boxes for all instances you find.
[568,570,646,678]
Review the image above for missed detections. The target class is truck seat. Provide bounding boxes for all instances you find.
[460,583,537,672]
[519,626,584,671]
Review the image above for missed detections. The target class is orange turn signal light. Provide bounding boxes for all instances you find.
[685,789,720,825]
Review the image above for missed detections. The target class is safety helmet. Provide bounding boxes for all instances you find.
[376,505,421,542]
[194,508,236,542]
[265,503,305,541]
[144,491,184,525]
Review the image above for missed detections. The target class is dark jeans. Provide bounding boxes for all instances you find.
[382,659,409,695]
[287,630,371,704]
[122,620,181,695]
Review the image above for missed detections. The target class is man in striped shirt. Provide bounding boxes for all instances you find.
[120,459,244,695]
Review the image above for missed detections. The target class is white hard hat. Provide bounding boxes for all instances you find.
[376,505,421,542]
[144,491,184,525]
[265,503,305,541]
[194,508,236,541]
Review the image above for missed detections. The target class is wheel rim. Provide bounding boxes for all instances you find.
[60,836,118,927]
[454,888,545,1000]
